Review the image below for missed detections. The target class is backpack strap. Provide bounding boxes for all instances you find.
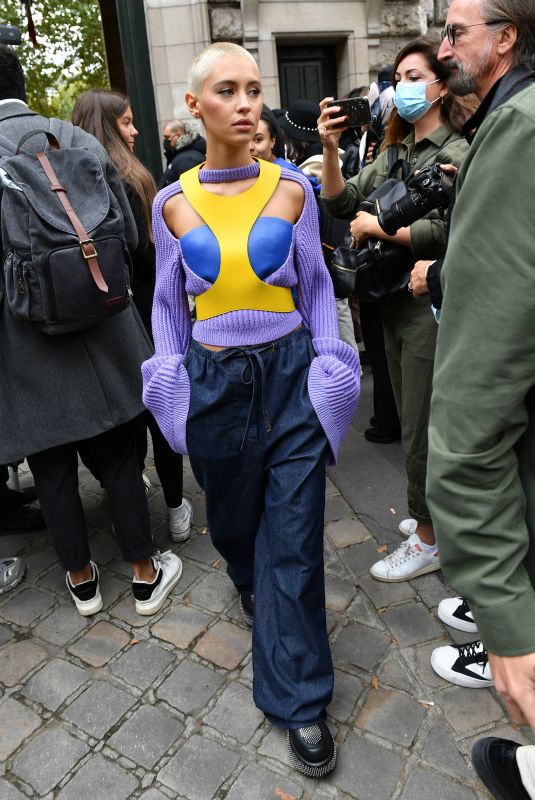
[386,144,410,180]
[35,149,109,293]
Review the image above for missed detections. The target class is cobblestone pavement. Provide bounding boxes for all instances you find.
[1,376,534,800]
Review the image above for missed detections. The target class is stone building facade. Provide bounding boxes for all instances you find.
[144,0,451,126]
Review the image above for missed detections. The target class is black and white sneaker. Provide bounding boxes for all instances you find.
[66,561,103,616]
[239,592,254,627]
[437,597,478,634]
[287,722,337,778]
[133,550,182,616]
[431,639,493,688]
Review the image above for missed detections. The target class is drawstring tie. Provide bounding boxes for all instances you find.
[239,349,272,450]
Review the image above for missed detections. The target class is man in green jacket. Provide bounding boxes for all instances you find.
[426,0,535,797]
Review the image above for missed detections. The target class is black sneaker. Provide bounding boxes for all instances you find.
[472,737,531,800]
[431,639,493,688]
[66,561,103,616]
[239,592,254,627]
[287,722,337,778]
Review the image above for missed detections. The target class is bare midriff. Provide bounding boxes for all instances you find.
[196,322,302,352]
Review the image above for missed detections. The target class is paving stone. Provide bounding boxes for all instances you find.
[325,574,357,613]
[111,641,175,691]
[179,531,220,566]
[151,604,213,649]
[403,640,451,689]
[438,685,504,736]
[0,640,48,686]
[346,591,382,628]
[12,727,89,795]
[109,595,153,627]
[381,601,444,646]
[257,726,288,763]
[187,571,236,613]
[89,532,120,564]
[0,534,29,557]
[399,766,477,800]
[0,587,55,627]
[331,621,391,672]
[38,562,65,593]
[225,762,302,799]
[324,552,349,578]
[421,720,474,781]
[173,560,205,594]
[98,573,130,610]
[204,681,263,742]
[340,540,384,577]
[326,733,404,800]
[138,791,168,800]
[191,495,208,527]
[356,688,426,747]
[324,493,354,522]
[194,620,251,669]
[158,734,239,799]
[62,680,136,738]
[0,622,14,645]
[359,573,416,608]
[57,752,138,799]
[0,778,26,799]
[157,655,225,714]
[0,697,42,760]
[411,572,455,608]
[24,546,58,579]
[378,656,417,692]
[328,669,365,722]
[68,620,130,667]
[108,704,182,769]
[326,518,372,549]
[33,605,88,646]
[22,658,88,711]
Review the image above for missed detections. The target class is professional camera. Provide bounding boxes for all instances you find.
[377,164,455,236]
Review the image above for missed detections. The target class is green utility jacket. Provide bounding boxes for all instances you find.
[321,122,469,260]
[427,83,535,656]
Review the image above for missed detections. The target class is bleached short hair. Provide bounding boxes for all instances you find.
[187,42,259,95]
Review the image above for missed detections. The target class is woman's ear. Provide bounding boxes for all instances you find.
[185,91,200,119]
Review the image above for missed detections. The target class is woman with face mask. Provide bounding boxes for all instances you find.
[318,39,474,587]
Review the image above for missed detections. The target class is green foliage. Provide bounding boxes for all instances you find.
[3,0,109,118]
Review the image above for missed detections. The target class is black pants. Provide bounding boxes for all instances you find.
[360,301,400,433]
[27,421,154,571]
[0,464,14,517]
[134,411,183,508]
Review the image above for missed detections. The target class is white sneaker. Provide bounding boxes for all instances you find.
[168,498,192,542]
[431,639,493,688]
[437,597,478,634]
[399,518,417,537]
[66,561,103,616]
[370,533,440,582]
[133,550,183,616]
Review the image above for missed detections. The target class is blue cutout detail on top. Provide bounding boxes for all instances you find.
[180,216,293,283]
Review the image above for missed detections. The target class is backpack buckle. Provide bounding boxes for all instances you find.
[80,238,97,260]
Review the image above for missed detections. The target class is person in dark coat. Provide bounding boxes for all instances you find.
[0,45,182,617]
[158,118,206,188]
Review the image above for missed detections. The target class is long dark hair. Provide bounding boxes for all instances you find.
[382,38,479,149]
[72,89,156,238]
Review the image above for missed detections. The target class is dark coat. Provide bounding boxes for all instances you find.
[0,102,152,463]
[159,135,206,188]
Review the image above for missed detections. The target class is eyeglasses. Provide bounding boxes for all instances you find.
[440,20,505,46]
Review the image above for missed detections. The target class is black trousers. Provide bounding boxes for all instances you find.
[28,420,154,571]
[134,411,183,508]
[0,464,14,517]
[360,300,400,433]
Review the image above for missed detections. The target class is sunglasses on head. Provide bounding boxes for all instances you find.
[440,19,506,46]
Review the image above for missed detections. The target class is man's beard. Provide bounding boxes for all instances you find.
[444,37,494,96]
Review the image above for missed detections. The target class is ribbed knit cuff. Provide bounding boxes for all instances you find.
[142,354,190,454]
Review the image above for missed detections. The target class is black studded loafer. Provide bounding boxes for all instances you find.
[472,737,532,800]
[287,721,337,778]
[239,592,254,627]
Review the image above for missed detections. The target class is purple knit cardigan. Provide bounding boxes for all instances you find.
[141,167,360,464]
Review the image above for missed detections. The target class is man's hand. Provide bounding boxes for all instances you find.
[409,260,434,296]
[488,651,535,734]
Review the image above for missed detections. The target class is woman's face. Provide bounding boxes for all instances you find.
[189,55,263,146]
[394,52,447,107]
[116,106,138,151]
[250,119,276,161]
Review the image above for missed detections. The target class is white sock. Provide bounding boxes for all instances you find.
[420,540,438,553]
[517,746,535,800]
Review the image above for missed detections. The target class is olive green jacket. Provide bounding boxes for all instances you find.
[427,83,535,656]
[321,122,469,260]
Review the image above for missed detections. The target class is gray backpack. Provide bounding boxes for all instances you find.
[0,119,131,334]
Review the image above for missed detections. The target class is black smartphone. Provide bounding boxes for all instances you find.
[327,97,372,129]
[0,25,22,45]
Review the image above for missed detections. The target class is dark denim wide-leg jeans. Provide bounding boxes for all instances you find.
[185,327,333,728]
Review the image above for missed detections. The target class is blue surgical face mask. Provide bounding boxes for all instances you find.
[394,78,441,123]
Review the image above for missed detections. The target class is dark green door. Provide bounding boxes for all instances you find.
[277,44,337,108]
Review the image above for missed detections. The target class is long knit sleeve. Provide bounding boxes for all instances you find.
[141,185,192,453]
[292,173,360,463]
